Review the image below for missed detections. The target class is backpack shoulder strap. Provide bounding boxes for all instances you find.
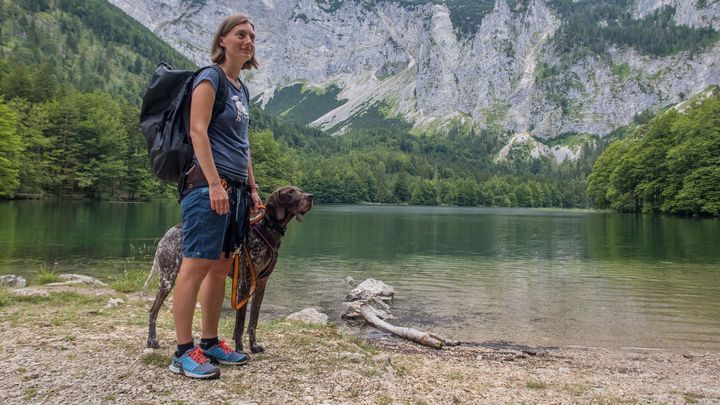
[209,64,228,121]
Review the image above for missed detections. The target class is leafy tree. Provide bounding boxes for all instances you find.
[393,172,411,203]
[0,100,21,197]
[10,99,56,195]
[249,129,301,194]
[410,179,436,205]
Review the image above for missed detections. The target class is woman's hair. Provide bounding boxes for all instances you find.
[210,14,260,70]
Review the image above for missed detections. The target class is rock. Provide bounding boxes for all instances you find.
[12,288,49,298]
[343,276,355,287]
[57,274,108,286]
[104,298,124,309]
[0,275,27,288]
[341,297,392,320]
[108,0,720,142]
[345,278,394,302]
[286,308,328,325]
[339,352,365,363]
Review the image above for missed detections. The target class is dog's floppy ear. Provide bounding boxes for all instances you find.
[267,191,286,222]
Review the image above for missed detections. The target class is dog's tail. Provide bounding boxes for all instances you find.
[142,255,160,293]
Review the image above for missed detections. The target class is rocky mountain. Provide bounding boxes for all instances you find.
[108,0,720,140]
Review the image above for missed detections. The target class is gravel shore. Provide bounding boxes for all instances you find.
[1,284,719,404]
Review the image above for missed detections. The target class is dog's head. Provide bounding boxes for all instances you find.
[265,186,313,227]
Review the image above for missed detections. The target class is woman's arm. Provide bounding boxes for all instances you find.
[189,81,229,215]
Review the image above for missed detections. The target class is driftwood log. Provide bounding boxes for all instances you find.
[343,278,459,349]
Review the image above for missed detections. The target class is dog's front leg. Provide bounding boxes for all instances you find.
[248,278,268,353]
[233,304,248,352]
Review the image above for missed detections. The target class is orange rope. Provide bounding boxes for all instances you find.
[230,246,257,310]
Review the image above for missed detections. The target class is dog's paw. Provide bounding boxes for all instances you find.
[250,344,265,353]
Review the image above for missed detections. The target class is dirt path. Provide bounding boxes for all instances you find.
[1,285,718,404]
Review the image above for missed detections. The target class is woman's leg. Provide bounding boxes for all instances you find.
[173,257,213,344]
[199,256,233,339]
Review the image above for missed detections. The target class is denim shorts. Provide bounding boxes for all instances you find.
[180,187,230,260]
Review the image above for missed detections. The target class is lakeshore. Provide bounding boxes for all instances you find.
[1,283,719,404]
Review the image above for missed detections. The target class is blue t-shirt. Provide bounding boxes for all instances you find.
[192,67,250,182]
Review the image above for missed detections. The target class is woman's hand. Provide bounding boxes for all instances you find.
[209,184,230,215]
[250,189,262,215]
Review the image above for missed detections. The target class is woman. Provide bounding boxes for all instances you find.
[169,14,262,379]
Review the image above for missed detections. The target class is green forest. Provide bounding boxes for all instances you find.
[587,88,720,216]
[0,0,718,216]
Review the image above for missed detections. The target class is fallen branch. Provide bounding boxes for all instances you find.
[359,304,445,349]
[428,332,460,347]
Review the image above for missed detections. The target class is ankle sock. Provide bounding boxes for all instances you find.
[175,341,195,357]
[200,337,219,350]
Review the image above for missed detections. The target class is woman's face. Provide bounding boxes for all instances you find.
[220,22,256,65]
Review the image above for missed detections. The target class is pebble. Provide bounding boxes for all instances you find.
[371,354,391,365]
[104,298,125,308]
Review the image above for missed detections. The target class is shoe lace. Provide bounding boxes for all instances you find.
[218,340,233,354]
[188,347,208,364]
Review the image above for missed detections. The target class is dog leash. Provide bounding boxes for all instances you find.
[249,202,266,225]
[229,201,267,309]
[230,245,257,310]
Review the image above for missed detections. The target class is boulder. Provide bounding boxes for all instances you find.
[12,288,49,298]
[286,308,329,325]
[47,274,107,287]
[0,275,27,288]
[345,278,394,302]
[343,276,355,287]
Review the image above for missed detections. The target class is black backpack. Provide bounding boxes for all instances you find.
[139,62,249,183]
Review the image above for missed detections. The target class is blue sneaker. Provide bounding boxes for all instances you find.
[201,340,250,366]
[169,347,220,379]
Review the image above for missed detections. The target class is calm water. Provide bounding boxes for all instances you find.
[1,201,719,351]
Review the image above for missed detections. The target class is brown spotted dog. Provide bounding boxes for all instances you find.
[145,186,313,353]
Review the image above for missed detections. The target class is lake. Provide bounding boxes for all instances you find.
[1,200,719,351]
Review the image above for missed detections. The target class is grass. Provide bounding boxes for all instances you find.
[394,363,412,377]
[378,394,393,405]
[526,379,548,390]
[2,289,108,327]
[142,351,170,368]
[447,371,464,381]
[35,266,60,284]
[0,288,12,307]
[23,388,37,400]
[361,368,382,378]
[110,268,149,293]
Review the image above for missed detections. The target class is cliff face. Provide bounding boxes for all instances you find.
[109,0,720,138]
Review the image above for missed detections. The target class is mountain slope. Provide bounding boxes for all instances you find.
[109,0,720,137]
